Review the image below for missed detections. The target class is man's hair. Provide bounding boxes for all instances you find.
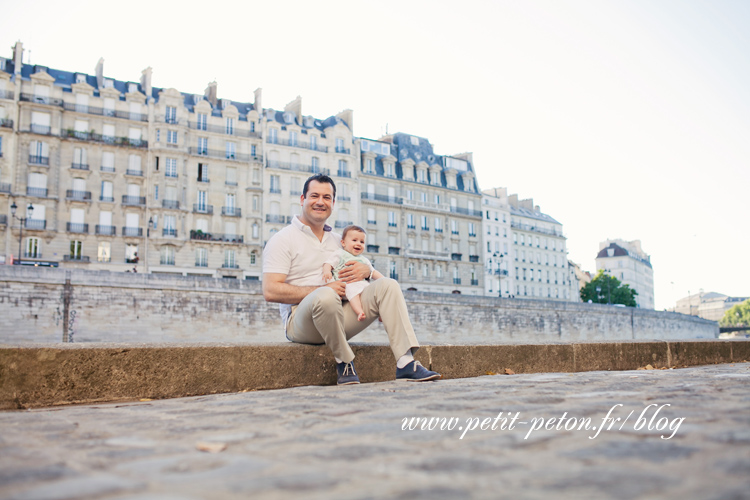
[302,173,336,199]
[342,225,366,240]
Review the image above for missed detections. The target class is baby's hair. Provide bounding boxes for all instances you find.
[342,225,366,239]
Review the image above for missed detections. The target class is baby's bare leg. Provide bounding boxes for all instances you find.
[349,294,366,321]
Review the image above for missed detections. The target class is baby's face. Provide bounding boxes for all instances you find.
[342,230,366,256]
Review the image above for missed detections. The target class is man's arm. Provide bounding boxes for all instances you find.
[263,273,346,303]
[337,261,372,283]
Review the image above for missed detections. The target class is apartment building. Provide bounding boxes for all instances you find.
[358,133,484,294]
[508,194,576,301]
[480,188,512,297]
[596,239,654,309]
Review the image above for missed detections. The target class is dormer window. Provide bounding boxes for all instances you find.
[103,78,114,89]
[417,169,426,183]
[410,136,420,146]
[221,98,230,109]
[303,116,314,128]
[75,74,86,84]
[283,112,295,124]
[193,95,202,104]
[265,109,275,120]
[128,83,138,93]
[386,163,395,177]
[365,158,374,174]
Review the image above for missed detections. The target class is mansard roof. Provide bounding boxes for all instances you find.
[510,205,561,225]
[597,242,653,268]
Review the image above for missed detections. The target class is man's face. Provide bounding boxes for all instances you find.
[300,180,334,225]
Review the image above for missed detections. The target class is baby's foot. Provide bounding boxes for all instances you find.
[357,312,366,321]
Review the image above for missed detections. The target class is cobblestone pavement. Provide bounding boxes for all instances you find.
[1,363,749,500]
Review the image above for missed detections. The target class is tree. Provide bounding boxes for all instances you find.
[580,270,638,307]
[720,299,750,327]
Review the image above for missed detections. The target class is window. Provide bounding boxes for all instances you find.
[165,106,177,124]
[407,214,415,229]
[225,141,236,159]
[165,158,177,177]
[100,181,113,202]
[198,163,209,182]
[224,249,237,268]
[406,190,413,201]
[197,191,207,210]
[103,98,115,116]
[417,169,426,183]
[226,118,234,135]
[125,244,139,264]
[252,223,259,239]
[451,220,458,235]
[197,137,208,155]
[436,265,443,278]
[336,138,345,153]
[367,208,376,225]
[420,215,428,231]
[196,248,208,267]
[468,222,476,236]
[197,113,207,130]
[388,211,397,227]
[128,154,142,174]
[423,264,429,278]
[250,252,257,265]
[252,195,260,212]
[289,131,297,147]
[163,215,176,237]
[310,135,317,150]
[269,128,278,144]
[338,160,348,176]
[386,163,395,177]
[408,262,414,277]
[98,242,111,263]
[435,217,442,232]
[154,185,159,201]
[25,237,41,259]
[69,240,83,259]
[270,175,280,193]
[160,245,175,265]
[365,158,374,174]
[167,130,178,145]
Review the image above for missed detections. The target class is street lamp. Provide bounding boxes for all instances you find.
[10,201,33,265]
[145,216,154,273]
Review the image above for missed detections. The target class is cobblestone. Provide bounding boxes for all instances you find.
[1,363,749,499]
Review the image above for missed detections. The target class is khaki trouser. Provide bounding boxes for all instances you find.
[286,278,419,363]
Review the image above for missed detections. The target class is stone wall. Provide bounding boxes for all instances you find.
[0,267,718,344]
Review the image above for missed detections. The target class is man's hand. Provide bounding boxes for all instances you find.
[325,280,347,298]
[337,261,370,283]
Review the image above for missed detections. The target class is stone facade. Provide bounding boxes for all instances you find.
[596,238,655,309]
[480,188,512,296]
[673,291,748,322]
[0,267,717,345]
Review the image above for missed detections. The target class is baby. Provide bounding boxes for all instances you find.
[323,225,384,321]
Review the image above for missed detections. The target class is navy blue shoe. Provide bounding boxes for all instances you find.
[396,360,441,382]
[336,361,360,385]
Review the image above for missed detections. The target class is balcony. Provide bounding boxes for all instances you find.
[389,272,399,280]
[95,225,116,236]
[493,269,509,276]
[187,147,255,162]
[66,223,89,233]
[266,214,290,224]
[265,160,329,175]
[125,169,143,177]
[360,192,403,205]
[469,232,477,238]
[435,228,443,233]
[222,262,240,269]
[23,252,43,259]
[407,224,416,230]
[449,206,483,218]
[334,220,353,229]
[510,221,564,237]
[403,198,450,213]
[0,182,11,193]
[66,190,92,202]
[63,255,90,263]
[471,279,479,286]
[28,155,49,166]
[0,118,13,128]
[198,177,210,184]
[122,195,146,206]
[189,121,260,138]
[193,204,214,214]
[189,230,244,244]
[367,220,377,225]
[451,253,463,261]
[453,278,462,285]
[336,170,352,178]
[388,247,400,256]
[71,162,89,171]
[160,256,176,266]
[469,255,479,263]
[26,187,48,198]
[405,249,451,261]
[99,195,115,202]
[100,165,115,173]
[28,124,52,135]
[25,219,47,230]
[61,129,148,149]
[269,188,281,194]
[221,207,241,217]
[195,259,208,268]
[121,227,143,237]
[421,226,429,232]
[20,94,64,106]
[265,136,328,152]
[162,200,180,209]
[335,147,351,155]
[162,228,178,237]
[366,245,379,253]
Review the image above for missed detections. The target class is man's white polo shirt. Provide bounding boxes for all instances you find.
[262,215,342,330]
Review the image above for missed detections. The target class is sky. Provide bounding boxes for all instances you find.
[2,0,748,310]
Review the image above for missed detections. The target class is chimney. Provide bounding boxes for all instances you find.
[284,95,302,121]
[508,194,519,207]
[12,41,23,76]
[140,67,152,98]
[253,88,262,114]
[336,109,354,131]
[95,57,104,89]
[205,81,217,107]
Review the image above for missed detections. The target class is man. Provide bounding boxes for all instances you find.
[262,173,441,385]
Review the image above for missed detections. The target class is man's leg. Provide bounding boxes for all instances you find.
[286,287,355,363]
[342,278,419,360]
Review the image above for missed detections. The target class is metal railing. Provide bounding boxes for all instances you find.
[66,223,89,233]
[99,196,114,202]
[336,170,352,178]
[65,190,92,201]
[265,160,328,175]
[28,155,49,165]
[449,206,483,218]
[335,147,351,154]
[122,195,146,206]
[265,136,328,152]
[0,118,13,128]
[0,215,6,225]
[162,200,180,209]
[100,165,115,173]
[0,182,11,193]
[160,256,176,266]
[189,230,244,243]
[367,245,379,253]
[192,204,213,214]
[266,214,290,224]
[510,221,564,237]
[469,255,479,262]
[125,169,143,176]
[189,122,261,138]
[25,219,47,230]
[95,225,116,235]
[471,279,479,286]
[453,278,462,285]
[405,249,451,261]
[162,228,177,237]
[451,253,463,261]
[360,192,403,204]
[26,187,48,197]
[63,255,90,263]
[121,227,143,237]
[61,129,148,148]
[20,94,64,106]
[334,220,353,229]
[187,147,256,162]
[388,247,400,255]
[71,163,89,171]
[23,251,42,258]
[221,207,241,217]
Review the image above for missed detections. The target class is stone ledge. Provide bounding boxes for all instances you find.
[1,340,748,410]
